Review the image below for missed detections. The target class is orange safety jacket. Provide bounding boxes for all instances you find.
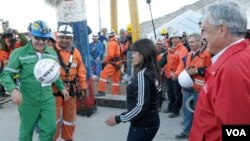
[0,50,8,62]
[164,43,188,78]
[186,48,211,91]
[53,44,87,92]
[103,36,121,64]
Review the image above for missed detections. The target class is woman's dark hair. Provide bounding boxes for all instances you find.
[131,38,161,82]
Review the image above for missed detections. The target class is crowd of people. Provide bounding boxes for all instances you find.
[0,0,250,141]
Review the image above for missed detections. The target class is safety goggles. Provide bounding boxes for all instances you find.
[34,36,48,41]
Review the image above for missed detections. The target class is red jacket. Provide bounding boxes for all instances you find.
[190,39,250,141]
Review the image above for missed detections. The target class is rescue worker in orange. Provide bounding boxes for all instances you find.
[96,31,122,96]
[52,24,87,141]
[163,29,188,118]
[175,33,211,139]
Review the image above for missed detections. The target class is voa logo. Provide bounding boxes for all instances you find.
[226,129,246,136]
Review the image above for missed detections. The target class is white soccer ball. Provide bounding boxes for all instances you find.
[34,58,60,84]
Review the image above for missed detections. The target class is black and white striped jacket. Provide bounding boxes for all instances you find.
[115,68,160,127]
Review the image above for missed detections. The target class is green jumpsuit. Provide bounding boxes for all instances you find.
[0,41,65,141]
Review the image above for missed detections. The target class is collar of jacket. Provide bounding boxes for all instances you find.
[109,36,118,42]
[209,39,248,75]
[26,40,52,54]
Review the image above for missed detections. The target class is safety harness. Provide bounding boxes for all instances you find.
[54,46,80,97]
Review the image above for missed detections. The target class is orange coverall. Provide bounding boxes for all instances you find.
[98,36,122,95]
[53,44,87,140]
[164,43,188,78]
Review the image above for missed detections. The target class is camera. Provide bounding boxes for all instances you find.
[0,19,9,36]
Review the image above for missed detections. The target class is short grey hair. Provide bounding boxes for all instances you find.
[188,33,202,43]
[203,0,247,37]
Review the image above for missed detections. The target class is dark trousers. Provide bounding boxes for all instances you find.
[166,78,183,114]
[127,125,159,141]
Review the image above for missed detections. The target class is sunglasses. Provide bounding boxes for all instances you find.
[34,36,48,41]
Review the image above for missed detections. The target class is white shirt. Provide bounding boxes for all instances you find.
[211,38,244,64]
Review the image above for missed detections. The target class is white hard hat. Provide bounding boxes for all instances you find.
[108,29,115,37]
[34,59,60,84]
[58,24,73,37]
[92,33,99,38]
[156,35,164,44]
[178,70,194,88]
[169,29,183,38]
[49,32,56,41]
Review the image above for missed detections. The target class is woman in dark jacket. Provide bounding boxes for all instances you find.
[105,38,161,141]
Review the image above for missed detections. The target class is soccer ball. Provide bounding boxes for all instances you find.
[34,58,60,84]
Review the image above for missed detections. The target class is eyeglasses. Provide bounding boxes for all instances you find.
[34,36,48,41]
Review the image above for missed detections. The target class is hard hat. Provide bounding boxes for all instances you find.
[58,24,73,37]
[169,29,183,38]
[108,30,115,37]
[34,58,60,84]
[126,24,132,33]
[178,70,194,88]
[156,35,164,44]
[92,33,99,38]
[160,28,168,35]
[49,32,56,42]
[29,20,51,38]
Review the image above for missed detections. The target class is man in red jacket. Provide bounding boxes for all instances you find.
[190,1,250,141]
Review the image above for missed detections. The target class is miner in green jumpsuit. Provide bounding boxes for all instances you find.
[0,20,69,141]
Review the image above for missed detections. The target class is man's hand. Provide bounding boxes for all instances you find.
[105,115,117,127]
[186,68,197,76]
[61,89,69,101]
[11,89,22,105]
[170,72,178,81]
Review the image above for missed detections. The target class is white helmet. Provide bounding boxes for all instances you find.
[58,24,73,37]
[34,59,60,84]
[92,33,99,39]
[169,29,183,38]
[178,70,194,88]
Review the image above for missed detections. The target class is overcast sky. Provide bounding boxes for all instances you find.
[0,0,199,33]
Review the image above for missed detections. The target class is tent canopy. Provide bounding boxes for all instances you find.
[148,10,202,40]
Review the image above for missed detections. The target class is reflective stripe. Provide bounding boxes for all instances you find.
[4,67,20,73]
[99,78,107,82]
[111,83,119,86]
[19,55,36,61]
[194,79,204,86]
[43,54,58,59]
[62,120,75,126]
[41,83,52,87]
[120,68,146,122]
[71,62,77,68]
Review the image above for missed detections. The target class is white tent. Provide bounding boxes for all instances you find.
[148,10,202,40]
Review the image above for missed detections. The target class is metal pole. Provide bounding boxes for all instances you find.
[146,0,157,40]
[98,0,102,31]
